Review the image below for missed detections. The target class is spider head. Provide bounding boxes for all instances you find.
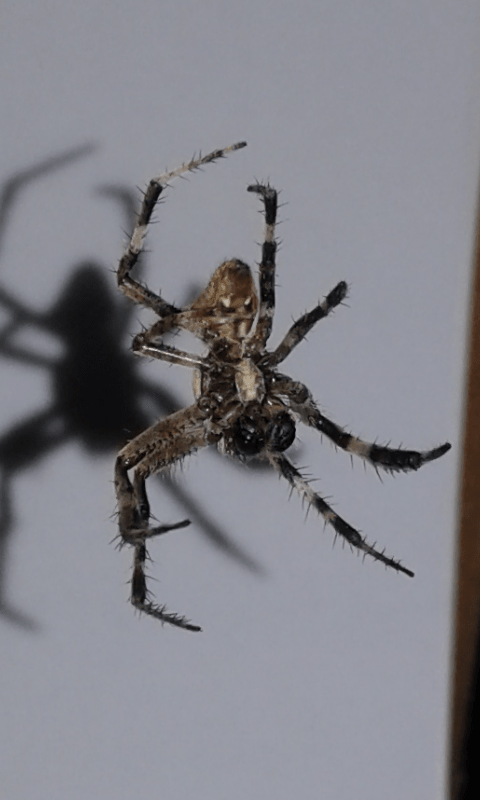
[229,409,296,459]
[190,259,258,342]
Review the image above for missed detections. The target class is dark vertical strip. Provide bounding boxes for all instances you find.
[450,200,480,799]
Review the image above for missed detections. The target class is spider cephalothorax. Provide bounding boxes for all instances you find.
[114,141,451,631]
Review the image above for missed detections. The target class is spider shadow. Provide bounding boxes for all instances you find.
[0,145,265,631]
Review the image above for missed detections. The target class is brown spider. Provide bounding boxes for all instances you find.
[114,141,451,632]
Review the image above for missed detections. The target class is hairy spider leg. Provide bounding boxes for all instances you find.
[117,142,247,368]
[264,280,349,368]
[117,142,247,313]
[275,374,452,473]
[130,533,199,632]
[266,451,415,577]
[132,332,205,369]
[245,183,278,355]
[115,405,208,631]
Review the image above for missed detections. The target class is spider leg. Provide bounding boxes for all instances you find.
[115,404,208,631]
[117,142,247,313]
[245,182,278,354]
[130,537,201,632]
[131,317,206,368]
[264,281,348,367]
[132,337,204,369]
[266,451,414,577]
[276,374,452,473]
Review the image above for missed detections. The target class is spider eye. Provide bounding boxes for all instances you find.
[267,412,296,452]
[232,415,265,457]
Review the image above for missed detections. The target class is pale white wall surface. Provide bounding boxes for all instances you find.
[1,3,478,799]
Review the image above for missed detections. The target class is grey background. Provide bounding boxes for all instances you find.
[0,2,477,799]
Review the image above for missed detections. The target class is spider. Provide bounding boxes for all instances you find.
[115,141,451,632]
